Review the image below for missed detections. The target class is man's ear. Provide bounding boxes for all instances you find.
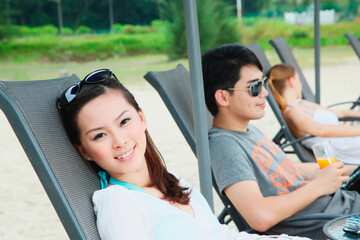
[214,89,230,107]
[76,144,92,161]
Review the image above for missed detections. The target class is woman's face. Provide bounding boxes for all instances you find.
[293,71,302,98]
[76,89,148,181]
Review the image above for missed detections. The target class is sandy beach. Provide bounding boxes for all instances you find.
[0,55,359,239]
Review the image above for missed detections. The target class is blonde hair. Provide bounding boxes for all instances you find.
[268,63,296,113]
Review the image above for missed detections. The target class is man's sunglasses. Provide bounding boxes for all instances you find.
[57,69,117,109]
[223,76,267,97]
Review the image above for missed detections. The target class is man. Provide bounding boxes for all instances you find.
[202,44,360,239]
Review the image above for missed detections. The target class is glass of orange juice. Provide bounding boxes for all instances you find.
[311,140,338,169]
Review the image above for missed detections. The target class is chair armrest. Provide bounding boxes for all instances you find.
[339,117,360,121]
[218,208,232,225]
[327,100,360,108]
[280,135,313,149]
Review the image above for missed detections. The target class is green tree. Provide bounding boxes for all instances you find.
[164,0,240,60]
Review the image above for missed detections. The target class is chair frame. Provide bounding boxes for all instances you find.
[0,75,100,239]
[345,33,360,60]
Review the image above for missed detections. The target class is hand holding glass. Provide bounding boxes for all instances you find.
[311,141,338,169]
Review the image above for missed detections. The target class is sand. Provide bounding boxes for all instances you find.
[0,56,359,239]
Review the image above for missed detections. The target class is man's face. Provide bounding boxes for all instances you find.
[227,65,268,122]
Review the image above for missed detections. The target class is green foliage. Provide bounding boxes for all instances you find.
[0,24,58,40]
[122,24,156,34]
[1,19,359,63]
[122,25,139,34]
[239,18,359,49]
[61,27,74,36]
[164,0,241,60]
[291,29,310,38]
[151,20,168,31]
[1,0,160,30]
[1,30,167,62]
[113,24,124,33]
[75,26,92,35]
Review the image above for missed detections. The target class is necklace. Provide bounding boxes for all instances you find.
[98,171,146,193]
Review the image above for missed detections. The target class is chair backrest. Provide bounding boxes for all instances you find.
[345,33,360,60]
[246,42,315,163]
[0,75,100,239]
[246,41,272,74]
[144,64,213,153]
[143,64,251,231]
[269,36,315,103]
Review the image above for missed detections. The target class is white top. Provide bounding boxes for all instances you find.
[93,178,307,240]
[302,108,360,164]
[312,108,339,125]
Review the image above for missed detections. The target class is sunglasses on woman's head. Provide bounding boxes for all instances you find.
[57,69,117,109]
[223,76,267,97]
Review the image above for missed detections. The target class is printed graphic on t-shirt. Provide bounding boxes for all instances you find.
[252,137,307,195]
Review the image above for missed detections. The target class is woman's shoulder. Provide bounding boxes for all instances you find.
[93,185,138,205]
[284,104,305,119]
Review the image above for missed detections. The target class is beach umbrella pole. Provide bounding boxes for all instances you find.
[314,0,321,104]
[183,0,214,212]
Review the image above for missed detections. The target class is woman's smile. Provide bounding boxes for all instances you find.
[115,146,136,162]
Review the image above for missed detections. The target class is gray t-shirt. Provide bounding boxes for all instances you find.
[209,125,360,239]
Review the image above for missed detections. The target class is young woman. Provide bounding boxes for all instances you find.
[268,63,360,165]
[57,69,307,240]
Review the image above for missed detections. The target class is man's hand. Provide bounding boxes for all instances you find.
[312,162,350,196]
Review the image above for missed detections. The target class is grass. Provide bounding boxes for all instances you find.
[0,45,357,83]
[0,54,187,84]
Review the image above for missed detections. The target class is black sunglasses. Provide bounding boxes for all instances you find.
[223,76,267,97]
[57,69,117,109]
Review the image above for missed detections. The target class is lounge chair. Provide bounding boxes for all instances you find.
[0,75,100,239]
[246,42,315,163]
[345,33,360,61]
[269,36,360,111]
[143,63,340,233]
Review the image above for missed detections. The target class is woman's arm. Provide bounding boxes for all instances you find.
[286,108,360,138]
[305,100,360,119]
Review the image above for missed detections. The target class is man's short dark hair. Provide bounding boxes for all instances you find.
[202,44,263,116]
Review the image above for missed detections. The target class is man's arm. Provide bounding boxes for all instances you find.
[225,162,350,232]
[295,162,357,180]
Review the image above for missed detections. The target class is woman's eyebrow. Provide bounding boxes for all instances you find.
[114,110,129,122]
[85,110,129,135]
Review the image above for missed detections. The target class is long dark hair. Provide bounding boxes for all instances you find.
[58,76,191,204]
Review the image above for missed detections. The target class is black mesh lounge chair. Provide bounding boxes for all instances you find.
[269,36,360,111]
[345,33,360,61]
[246,42,315,163]
[144,63,340,233]
[0,75,101,239]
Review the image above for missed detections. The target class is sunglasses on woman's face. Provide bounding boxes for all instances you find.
[57,69,117,109]
[223,76,267,97]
